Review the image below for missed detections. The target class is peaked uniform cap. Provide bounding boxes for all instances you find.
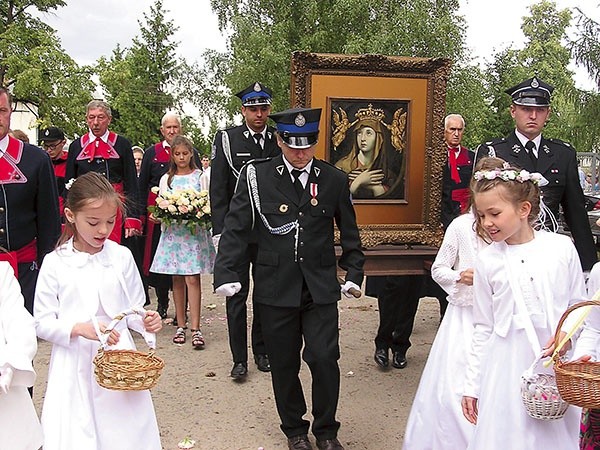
[269,107,321,149]
[505,77,554,107]
[235,82,273,106]
[39,126,65,143]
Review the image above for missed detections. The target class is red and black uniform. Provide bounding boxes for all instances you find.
[441,145,475,230]
[0,136,61,313]
[51,150,68,215]
[65,131,142,243]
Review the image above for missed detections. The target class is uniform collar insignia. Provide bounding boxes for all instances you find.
[267,131,272,140]
[243,130,250,139]
[276,165,285,176]
[512,144,521,154]
[314,167,321,177]
[542,144,550,154]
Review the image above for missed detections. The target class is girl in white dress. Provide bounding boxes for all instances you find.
[402,209,487,449]
[0,260,43,450]
[34,172,163,450]
[150,135,215,348]
[461,158,585,450]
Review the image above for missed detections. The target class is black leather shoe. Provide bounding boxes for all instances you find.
[392,351,407,369]
[374,348,389,368]
[230,362,248,380]
[288,434,313,450]
[254,354,271,372]
[316,438,344,450]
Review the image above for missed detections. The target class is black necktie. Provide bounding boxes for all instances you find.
[525,140,537,170]
[253,133,262,147]
[291,169,305,199]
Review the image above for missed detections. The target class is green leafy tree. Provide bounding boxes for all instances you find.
[0,0,94,136]
[571,7,600,88]
[96,0,180,147]
[482,1,599,151]
[570,7,600,152]
[206,0,468,122]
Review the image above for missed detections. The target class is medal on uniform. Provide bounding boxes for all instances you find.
[310,183,318,206]
[279,204,288,213]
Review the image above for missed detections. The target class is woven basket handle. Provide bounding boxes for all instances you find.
[523,352,547,381]
[551,299,600,365]
[97,308,156,350]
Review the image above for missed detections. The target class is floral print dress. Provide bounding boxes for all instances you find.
[150,170,215,275]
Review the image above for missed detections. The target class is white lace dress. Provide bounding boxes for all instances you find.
[403,212,484,450]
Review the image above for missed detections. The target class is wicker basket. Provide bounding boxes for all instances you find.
[521,354,569,420]
[93,309,164,391]
[553,300,600,409]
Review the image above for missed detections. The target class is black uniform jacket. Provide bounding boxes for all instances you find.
[210,124,280,236]
[475,130,597,270]
[0,137,60,261]
[214,155,365,307]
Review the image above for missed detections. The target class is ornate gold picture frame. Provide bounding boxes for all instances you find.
[291,52,451,248]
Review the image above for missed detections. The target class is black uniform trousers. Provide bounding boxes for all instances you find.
[17,262,39,315]
[227,243,266,362]
[372,275,424,355]
[258,279,340,440]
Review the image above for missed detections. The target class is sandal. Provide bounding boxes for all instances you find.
[191,329,205,349]
[173,327,186,344]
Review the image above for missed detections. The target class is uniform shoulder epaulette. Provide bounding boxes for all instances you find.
[248,157,272,165]
[484,137,507,146]
[547,138,573,149]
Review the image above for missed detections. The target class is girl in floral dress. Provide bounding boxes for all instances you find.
[150,135,215,348]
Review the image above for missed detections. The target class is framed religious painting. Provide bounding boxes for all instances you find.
[291,52,451,247]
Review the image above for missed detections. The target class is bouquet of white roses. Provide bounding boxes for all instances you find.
[148,186,211,233]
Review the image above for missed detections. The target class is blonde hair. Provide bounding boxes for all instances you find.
[58,172,124,247]
[471,157,541,243]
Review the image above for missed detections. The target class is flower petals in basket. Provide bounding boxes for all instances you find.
[521,359,569,421]
[93,309,164,391]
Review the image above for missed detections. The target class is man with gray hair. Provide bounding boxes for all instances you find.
[441,114,474,230]
[138,111,184,318]
[65,99,142,243]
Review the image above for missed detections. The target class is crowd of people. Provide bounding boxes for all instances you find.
[2,74,600,450]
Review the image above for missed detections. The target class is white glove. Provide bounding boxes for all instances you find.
[216,282,242,297]
[212,234,221,252]
[341,281,361,298]
[0,366,14,395]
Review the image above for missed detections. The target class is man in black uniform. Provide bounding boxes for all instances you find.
[0,88,60,313]
[210,82,280,379]
[475,76,597,271]
[214,107,364,450]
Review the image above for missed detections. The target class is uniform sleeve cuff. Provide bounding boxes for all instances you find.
[124,217,142,231]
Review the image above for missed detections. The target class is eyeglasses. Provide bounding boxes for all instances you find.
[42,141,62,150]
